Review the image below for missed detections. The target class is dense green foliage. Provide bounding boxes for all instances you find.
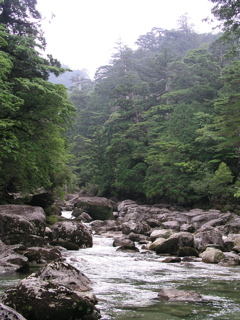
[1,0,240,210]
[0,0,75,200]
[67,12,240,210]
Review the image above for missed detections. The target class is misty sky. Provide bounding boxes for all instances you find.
[37,0,217,78]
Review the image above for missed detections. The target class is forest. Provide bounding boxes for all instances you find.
[1,0,240,211]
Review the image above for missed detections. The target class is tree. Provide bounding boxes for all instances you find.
[210,0,240,53]
[0,1,76,199]
[211,0,240,36]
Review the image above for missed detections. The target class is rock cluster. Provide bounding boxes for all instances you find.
[87,199,240,266]
[2,196,240,319]
[0,204,93,272]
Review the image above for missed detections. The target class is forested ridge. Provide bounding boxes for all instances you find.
[67,6,240,210]
[1,0,240,211]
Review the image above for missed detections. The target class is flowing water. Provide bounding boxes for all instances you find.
[63,234,240,320]
[1,211,240,320]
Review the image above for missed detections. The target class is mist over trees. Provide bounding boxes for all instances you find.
[1,0,240,211]
[67,7,240,210]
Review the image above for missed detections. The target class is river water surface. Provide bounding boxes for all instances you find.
[1,211,240,320]
[64,233,240,320]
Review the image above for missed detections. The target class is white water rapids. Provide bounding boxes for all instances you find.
[1,211,240,320]
[61,211,240,320]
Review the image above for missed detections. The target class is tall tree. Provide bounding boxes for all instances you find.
[0,0,75,199]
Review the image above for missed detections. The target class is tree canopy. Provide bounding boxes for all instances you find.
[0,0,75,201]
[66,13,240,211]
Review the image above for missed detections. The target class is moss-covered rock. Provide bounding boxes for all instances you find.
[0,205,46,245]
[51,221,93,248]
[2,261,101,320]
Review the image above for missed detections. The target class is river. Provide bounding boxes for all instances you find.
[1,211,240,320]
[63,234,240,320]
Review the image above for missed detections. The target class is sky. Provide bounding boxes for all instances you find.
[37,0,217,78]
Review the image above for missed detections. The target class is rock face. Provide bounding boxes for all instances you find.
[2,261,100,320]
[0,205,46,245]
[74,197,114,220]
[0,303,27,320]
[51,220,93,248]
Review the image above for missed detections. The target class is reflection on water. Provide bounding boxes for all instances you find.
[63,235,240,320]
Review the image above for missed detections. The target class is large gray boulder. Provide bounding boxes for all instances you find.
[0,303,27,320]
[74,197,114,220]
[51,220,93,248]
[217,217,240,235]
[0,251,29,272]
[201,247,225,264]
[155,232,194,255]
[121,221,151,236]
[35,261,92,291]
[194,227,224,252]
[2,261,100,320]
[150,229,173,241]
[0,205,46,245]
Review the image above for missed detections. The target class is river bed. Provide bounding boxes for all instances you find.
[1,211,240,320]
[63,234,240,320]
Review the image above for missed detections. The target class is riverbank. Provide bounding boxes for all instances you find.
[1,197,240,319]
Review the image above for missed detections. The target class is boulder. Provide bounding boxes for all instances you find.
[0,251,29,272]
[177,247,199,257]
[0,303,27,320]
[51,220,92,248]
[155,232,194,255]
[218,252,240,266]
[218,217,240,235]
[50,240,80,250]
[89,220,118,234]
[161,220,181,231]
[113,237,135,247]
[149,238,166,251]
[146,218,162,228]
[0,205,46,245]
[36,261,92,291]
[150,229,173,241]
[23,247,62,264]
[74,197,114,220]
[2,261,100,320]
[116,244,139,252]
[77,212,93,223]
[223,234,240,251]
[155,236,180,255]
[194,227,224,252]
[128,232,148,243]
[180,224,195,233]
[191,210,222,230]
[121,221,151,236]
[158,288,204,302]
[201,247,225,263]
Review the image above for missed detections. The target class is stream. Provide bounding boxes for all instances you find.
[1,211,240,319]
[63,234,240,320]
